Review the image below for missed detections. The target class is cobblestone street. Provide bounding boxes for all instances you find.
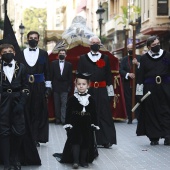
[1,120,170,170]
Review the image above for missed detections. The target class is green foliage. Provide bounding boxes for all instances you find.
[121,6,128,19]
[0,19,4,30]
[101,36,107,44]
[114,5,141,28]
[23,8,47,49]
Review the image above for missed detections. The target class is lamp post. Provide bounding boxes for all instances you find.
[96,2,105,40]
[19,22,25,48]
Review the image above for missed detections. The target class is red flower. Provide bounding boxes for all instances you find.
[96,59,105,68]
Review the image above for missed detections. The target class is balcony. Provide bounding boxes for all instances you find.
[141,16,170,35]
[104,18,124,36]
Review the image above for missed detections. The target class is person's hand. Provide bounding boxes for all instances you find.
[136,95,142,104]
[132,58,139,66]
[45,87,51,98]
[91,125,100,131]
[108,96,113,102]
[13,103,24,114]
[128,73,135,79]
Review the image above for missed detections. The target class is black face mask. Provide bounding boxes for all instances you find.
[151,45,160,53]
[128,50,133,56]
[90,44,100,52]
[28,39,38,48]
[59,55,65,60]
[2,53,14,63]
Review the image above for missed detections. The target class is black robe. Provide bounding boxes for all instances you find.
[77,54,116,145]
[119,55,141,120]
[21,49,50,143]
[0,61,41,165]
[54,94,98,163]
[136,51,170,138]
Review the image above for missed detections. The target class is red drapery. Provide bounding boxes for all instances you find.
[48,45,127,121]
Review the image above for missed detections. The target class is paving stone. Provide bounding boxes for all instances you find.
[1,120,170,170]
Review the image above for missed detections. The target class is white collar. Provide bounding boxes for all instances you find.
[87,51,101,62]
[24,47,39,66]
[148,49,163,59]
[74,92,90,112]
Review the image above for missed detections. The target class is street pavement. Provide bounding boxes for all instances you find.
[1,119,170,170]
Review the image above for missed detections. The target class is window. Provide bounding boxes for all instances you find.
[157,0,168,16]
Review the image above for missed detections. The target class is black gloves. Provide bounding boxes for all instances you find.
[108,96,113,102]
[91,126,97,131]
[45,87,51,97]
[13,103,24,114]
[136,95,142,104]
[13,89,29,114]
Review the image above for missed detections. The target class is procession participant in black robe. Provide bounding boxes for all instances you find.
[53,72,100,169]
[119,43,141,124]
[77,36,116,148]
[21,31,51,147]
[136,35,170,145]
[0,43,29,170]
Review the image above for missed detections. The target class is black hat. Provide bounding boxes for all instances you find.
[75,71,91,80]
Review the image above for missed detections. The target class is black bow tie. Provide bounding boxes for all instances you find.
[60,60,64,63]
[152,53,159,57]
[29,48,36,51]
[79,93,87,96]
[4,63,12,67]
[91,52,98,56]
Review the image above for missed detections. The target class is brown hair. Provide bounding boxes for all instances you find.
[0,44,15,53]
[58,48,67,54]
[27,31,40,39]
[75,78,90,84]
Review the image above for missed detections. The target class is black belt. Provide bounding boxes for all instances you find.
[72,111,90,116]
[144,76,170,84]
[3,88,21,93]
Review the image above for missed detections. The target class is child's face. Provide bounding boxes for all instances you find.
[1,47,15,56]
[75,78,89,93]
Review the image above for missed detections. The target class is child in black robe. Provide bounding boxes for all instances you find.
[53,72,99,169]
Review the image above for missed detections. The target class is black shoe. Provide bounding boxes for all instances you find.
[80,162,89,168]
[55,119,61,125]
[72,163,79,169]
[150,141,159,145]
[35,141,40,147]
[3,166,11,170]
[103,143,112,148]
[127,120,132,124]
[164,138,170,145]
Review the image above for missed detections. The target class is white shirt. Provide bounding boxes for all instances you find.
[87,51,101,62]
[59,60,65,75]
[3,59,15,83]
[23,47,39,66]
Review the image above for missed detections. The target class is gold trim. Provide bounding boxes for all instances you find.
[113,94,120,108]
[114,75,120,89]
[94,82,99,88]
[112,117,127,121]
[111,70,119,73]
[155,76,161,84]
[28,75,35,83]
